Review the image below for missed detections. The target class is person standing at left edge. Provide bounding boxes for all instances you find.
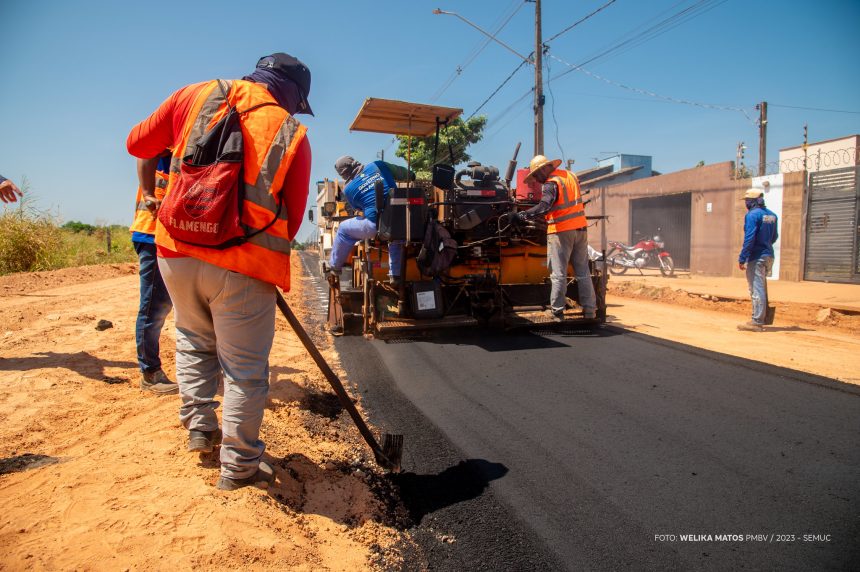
[0,175,23,203]
[737,188,778,332]
[127,53,312,491]
[129,152,178,395]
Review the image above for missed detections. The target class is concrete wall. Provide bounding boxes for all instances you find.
[591,161,745,276]
[779,135,858,174]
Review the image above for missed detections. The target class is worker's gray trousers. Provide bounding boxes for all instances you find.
[547,228,597,314]
[158,257,275,480]
[745,255,773,325]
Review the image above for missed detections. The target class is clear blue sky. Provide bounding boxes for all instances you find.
[2,0,858,242]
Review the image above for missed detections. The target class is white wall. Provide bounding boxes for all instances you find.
[751,174,783,280]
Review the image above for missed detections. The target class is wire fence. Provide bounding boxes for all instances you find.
[733,146,857,178]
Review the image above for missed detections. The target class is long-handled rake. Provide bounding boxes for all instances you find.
[275,291,403,472]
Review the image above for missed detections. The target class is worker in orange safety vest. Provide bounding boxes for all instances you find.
[127,52,312,491]
[515,155,596,321]
[129,151,177,395]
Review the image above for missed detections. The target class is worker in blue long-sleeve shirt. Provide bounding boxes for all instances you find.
[737,188,779,331]
[326,156,412,288]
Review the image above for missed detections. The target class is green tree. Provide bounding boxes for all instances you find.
[394,116,487,180]
[62,220,97,234]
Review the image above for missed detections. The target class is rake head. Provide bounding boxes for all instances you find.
[375,433,403,473]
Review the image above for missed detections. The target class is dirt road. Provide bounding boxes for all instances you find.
[0,259,412,571]
[606,277,860,385]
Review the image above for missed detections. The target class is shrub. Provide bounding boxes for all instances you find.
[0,209,64,274]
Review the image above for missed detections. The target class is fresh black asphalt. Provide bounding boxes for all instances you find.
[298,253,860,571]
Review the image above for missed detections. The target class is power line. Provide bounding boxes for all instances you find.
[430,0,525,103]
[547,52,757,125]
[545,55,567,162]
[467,59,531,119]
[466,0,620,122]
[545,0,618,44]
[466,0,724,127]
[565,0,726,72]
[769,103,860,115]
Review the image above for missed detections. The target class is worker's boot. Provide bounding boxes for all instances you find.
[188,428,222,453]
[140,369,179,395]
[216,461,275,491]
[737,321,764,332]
[547,309,564,323]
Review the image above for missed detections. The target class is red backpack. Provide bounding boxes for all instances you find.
[159,81,280,249]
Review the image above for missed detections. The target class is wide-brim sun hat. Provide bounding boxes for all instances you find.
[524,155,563,184]
[743,188,763,200]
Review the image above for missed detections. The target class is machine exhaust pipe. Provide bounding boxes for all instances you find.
[504,141,521,189]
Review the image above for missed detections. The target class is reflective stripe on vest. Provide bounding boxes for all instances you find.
[545,170,587,234]
[129,169,169,235]
[168,80,298,255]
[156,79,307,289]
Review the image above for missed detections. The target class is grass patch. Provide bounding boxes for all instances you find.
[0,209,63,274]
[0,197,135,275]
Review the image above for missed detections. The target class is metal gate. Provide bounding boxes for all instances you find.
[804,166,860,283]
[630,192,692,269]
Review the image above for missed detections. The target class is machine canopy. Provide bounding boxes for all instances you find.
[349,98,463,137]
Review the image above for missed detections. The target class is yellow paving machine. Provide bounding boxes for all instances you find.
[325,98,607,338]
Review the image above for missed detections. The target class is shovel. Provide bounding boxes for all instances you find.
[275,291,403,472]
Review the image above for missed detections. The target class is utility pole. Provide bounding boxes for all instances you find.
[377,149,384,162]
[757,101,767,176]
[534,0,544,157]
[736,141,746,178]
[802,123,808,172]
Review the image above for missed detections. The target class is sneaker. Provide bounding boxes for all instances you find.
[216,461,275,491]
[737,321,764,332]
[140,370,179,395]
[547,309,564,323]
[188,428,222,453]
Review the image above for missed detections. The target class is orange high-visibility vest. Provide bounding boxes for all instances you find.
[129,167,169,235]
[154,80,308,290]
[545,169,587,234]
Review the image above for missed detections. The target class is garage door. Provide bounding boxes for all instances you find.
[804,166,859,283]
[630,192,692,269]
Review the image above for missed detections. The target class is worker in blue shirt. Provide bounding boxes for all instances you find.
[737,188,779,331]
[327,156,412,287]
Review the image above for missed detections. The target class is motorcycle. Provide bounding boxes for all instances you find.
[606,233,674,276]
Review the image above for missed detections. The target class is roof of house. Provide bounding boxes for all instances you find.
[579,165,644,188]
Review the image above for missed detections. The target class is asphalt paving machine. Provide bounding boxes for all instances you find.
[325,98,607,338]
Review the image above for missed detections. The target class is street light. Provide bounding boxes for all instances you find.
[432,8,532,65]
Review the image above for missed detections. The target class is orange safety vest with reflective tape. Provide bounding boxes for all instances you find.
[129,167,169,235]
[154,79,308,290]
[545,169,587,234]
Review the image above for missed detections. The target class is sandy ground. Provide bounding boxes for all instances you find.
[606,273,860,385]
[1,261,858,571]
[0,258,414,571]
